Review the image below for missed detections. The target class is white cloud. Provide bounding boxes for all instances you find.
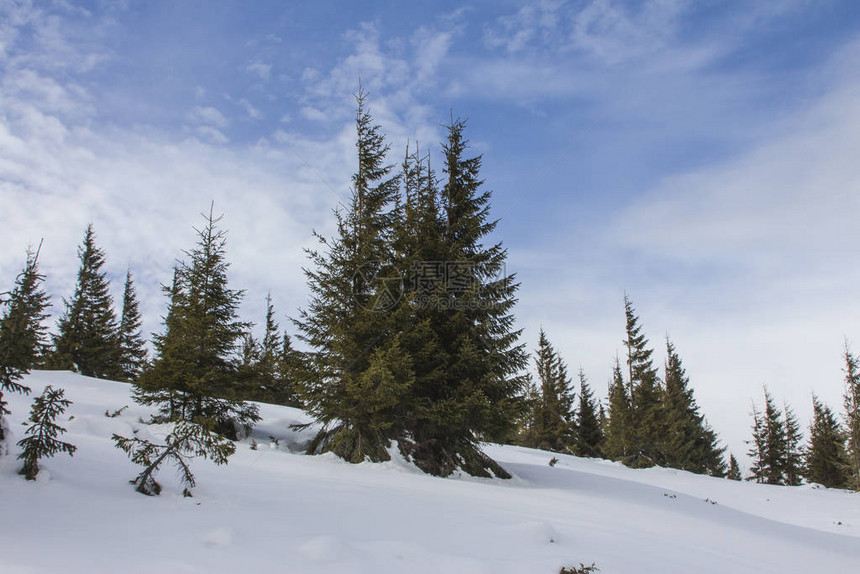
[189,106,229,129]
[247,61,272,81]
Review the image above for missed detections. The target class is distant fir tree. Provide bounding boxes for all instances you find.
[525,329,575,452]
[51,224,119,377]
[803,394,849,488]
[622,296,662,467]
[603,357,633,461]
[114,270,147,381]
[397,117,527,478]
[296,88,409,464]
[843,344,860,489]
[237,293,299,406]
[747,388,786,484]
[134,208,259,438]
[0,245,51,445]
[575,368,604,458]
[783,401,804,486]
[726,453,742,481]
[17,385,76,480]
[661,338,725,476]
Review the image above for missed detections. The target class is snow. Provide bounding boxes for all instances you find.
[1,370,858,574]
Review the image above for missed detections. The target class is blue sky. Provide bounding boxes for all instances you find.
[3,0,860,462]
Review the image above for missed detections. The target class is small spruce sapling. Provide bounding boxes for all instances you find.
[17,386,76,480]
[112,419,235,497]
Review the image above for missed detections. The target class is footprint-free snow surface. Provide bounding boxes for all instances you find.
[1,371,858,573]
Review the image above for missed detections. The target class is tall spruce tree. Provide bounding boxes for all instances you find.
[396,118,527,478]
[843,344,860,489]
[783,401,804,486]
[51,224,119,377]
[747,388,787,484]
[803,394,848,488]
[575,368,604,458]
[135,208,259,438]
[622,296,662,467]
[525,329,575,452]
[0,246,51,445]
[296,88,408,464]
[603,357,633,461]
[661,338,725,476]
[114,270,147,381]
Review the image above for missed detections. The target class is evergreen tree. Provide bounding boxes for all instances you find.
[113,418,235,497]
[0,246,51,445]
[661,338,725,476]
[783,401,804,486]
[747,388,786,484]
[603,357,633,461]
[17,385,76,480]
[526,329,575,452]
[135,208,259,438]
[114,270,147,381]
[843,344,860,489]
[622,296,662,467]
[575,368,604,458]
[51,224,119,377]
[727,453,742,481]
[397,118,527,477]
[803,394,849,488]
[296,88,408,464]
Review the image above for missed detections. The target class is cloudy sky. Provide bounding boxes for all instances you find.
[2,0,860,463]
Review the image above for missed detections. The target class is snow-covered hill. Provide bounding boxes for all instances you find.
[1,371,858,574]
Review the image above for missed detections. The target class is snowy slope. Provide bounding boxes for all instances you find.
[1,371,858,574]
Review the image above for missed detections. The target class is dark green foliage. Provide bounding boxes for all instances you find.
[51,224,119,377]
[113,418,235,496]
[17,385,76,480]
[237,293,300,406]
[396,118,527,477]
[559,563,599,574]
[783,401,804,486]
[843,345,860,489]
[747,388,787,484]
[134,208,259,438]
[115,270,147,381]
[575,368,604,458]
[622,296,662,468]
[521,329,575,452]
[727,453,742,481]
[296,88,406,464]
[660,338,725,476]
[0,246,51,444]
[804,395,849,488]
[603,357,633,461]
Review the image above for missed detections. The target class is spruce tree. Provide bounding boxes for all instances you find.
[747,388,786,484]
[0,246,51,445]
[803,394,849,488]
[135,208,259,438]
[397,118,527,477]
[661,338,725,476]
[114,270,147,381]
[783,401,804,486]
[622,296,662,467]
[17,385,76,480]
[843,344,860,489]
[526,329,575,452]
[51,224,119,378]
[575,367,604,458]
[113,418,235,497]
[296,88,408,463]
[727,453,742,481]
[603,357,633,461]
